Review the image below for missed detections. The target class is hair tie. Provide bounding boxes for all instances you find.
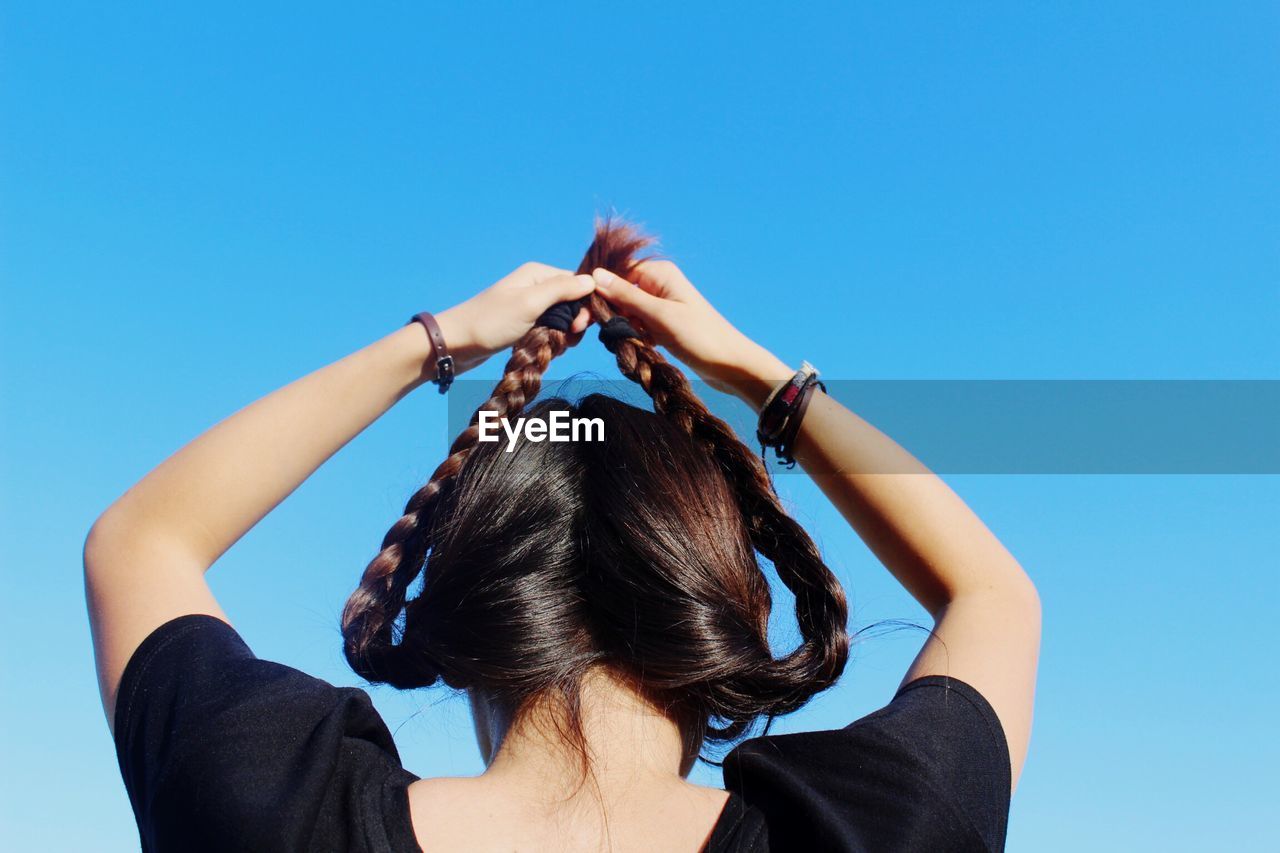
[598,315,640,353]
[536,299,582,333]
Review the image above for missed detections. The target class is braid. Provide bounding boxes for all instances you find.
[577,221,849,718]
[341,325,569,687]
[606,334,850,706]
[343,216,848,721]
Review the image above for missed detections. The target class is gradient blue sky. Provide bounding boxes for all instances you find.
[2,3,1277,850]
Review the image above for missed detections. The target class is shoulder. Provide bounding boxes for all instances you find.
[723,676,1011,852]
[115,614,421,852]
[116,614,401,767]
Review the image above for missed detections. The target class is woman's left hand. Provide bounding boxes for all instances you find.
[435,263,596,374]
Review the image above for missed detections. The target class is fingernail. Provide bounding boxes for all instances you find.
[592,268,613,286]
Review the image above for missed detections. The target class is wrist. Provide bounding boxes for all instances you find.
[433,306,488,376]
[719,346,794,412]
[393,322,440,391]
[399,307,480,392]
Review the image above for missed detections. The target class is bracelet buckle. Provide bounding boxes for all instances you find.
[433,355,455,394]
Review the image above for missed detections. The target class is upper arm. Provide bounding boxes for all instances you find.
[83,513,231,735]
[900,580,1042,792]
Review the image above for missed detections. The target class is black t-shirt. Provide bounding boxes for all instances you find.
[113,615,1011,852]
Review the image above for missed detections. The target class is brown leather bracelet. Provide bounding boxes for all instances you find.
[757,361,819,446]
[407,311,455,394]
[774,378,824,468]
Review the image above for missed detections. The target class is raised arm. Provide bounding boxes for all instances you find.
[591,262,1041,792]
[83,265,596,732]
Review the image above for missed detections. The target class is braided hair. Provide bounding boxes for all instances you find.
[341,219,849,750]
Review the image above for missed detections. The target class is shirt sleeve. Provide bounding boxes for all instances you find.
[723,675,1012,853]
[112,614,422,853]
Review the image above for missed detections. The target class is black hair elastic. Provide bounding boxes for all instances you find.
[535,299,583,333]
[598,315,640,353]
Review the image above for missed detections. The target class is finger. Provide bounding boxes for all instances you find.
[631,259,698,302]
[592,268,670,327]
[569,305,592,335]
[517,261,576,284]
[534,272,596,308]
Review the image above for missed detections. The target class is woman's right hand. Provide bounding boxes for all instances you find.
[590,262,793,410]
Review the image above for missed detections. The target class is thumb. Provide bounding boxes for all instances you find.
[538,273,596,306]
[592,268,670,328]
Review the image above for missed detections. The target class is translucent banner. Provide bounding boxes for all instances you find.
[444,379,1280,475]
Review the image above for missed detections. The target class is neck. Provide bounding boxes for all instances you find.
[475,667,697,805]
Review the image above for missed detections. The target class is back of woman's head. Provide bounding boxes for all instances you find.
[341,220,849,756]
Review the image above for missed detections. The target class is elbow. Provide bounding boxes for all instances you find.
[993,554,1040,622]
[1021,575,1043,631]
[1003,571,1042,637]
[83,511,133,579]
[83,515,114,579]
[991,556,1040,613]
[941,566,1042,633]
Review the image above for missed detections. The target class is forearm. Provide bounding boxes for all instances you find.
[92,321,436,568]
[728,356,1035,616]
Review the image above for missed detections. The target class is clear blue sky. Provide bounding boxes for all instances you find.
[2,3,1276,850]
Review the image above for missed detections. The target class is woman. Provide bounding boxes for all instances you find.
[86,221,1041,852]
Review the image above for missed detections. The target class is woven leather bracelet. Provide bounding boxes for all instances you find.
[756,362,819,445]
[407,311,455,394]
[757,361,822,468]
[773,376,825,468]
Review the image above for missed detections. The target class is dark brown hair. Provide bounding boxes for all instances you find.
[341,220,849,758]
